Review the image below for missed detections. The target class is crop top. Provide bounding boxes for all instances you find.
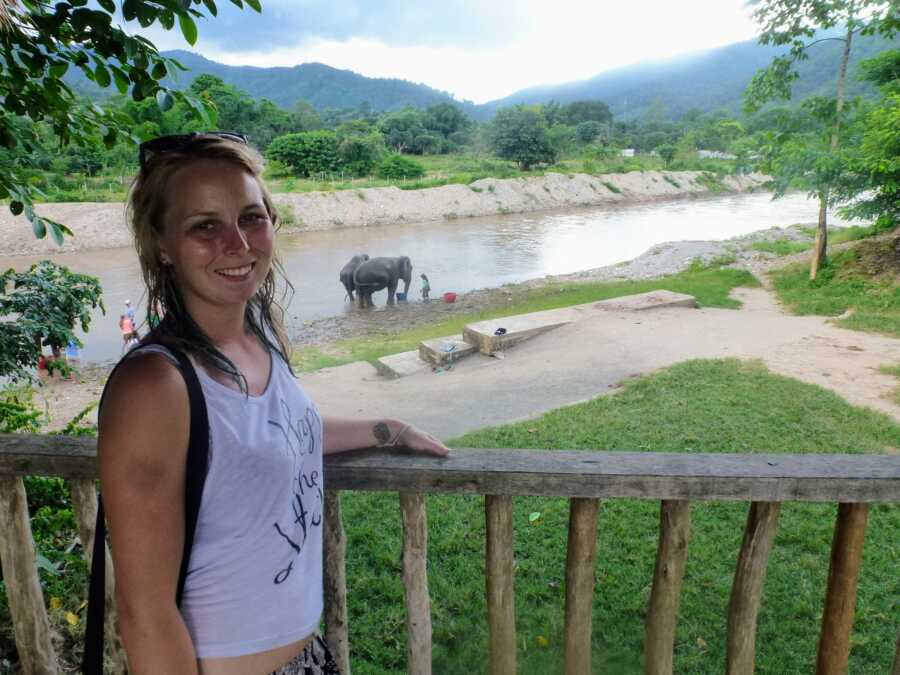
[129,344,324,658]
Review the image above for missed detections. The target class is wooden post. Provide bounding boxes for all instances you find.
[69,478,127,673]
[815,503,869,675]
[0,476,58,675]
[324,490,350,675]
[564,498,599,675]
[726,502,781,674]
[400,492,432,675]
[644,500,691,675]
[485,495,516,675]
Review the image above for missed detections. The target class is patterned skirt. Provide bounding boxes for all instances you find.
[269,634,340,675]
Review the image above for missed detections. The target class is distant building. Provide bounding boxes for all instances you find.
[698,150,736,160]
[619,149,635,157]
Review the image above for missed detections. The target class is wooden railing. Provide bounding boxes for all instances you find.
[1,434,899,674]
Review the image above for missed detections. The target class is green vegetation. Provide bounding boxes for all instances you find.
[600,181,621,194]
[292,263,758,371]
[663,175,681,189]
[770,233,900,337]
[377,154,426,180]
[342,359,900,673]
[750,238,811,256]
[879,364,900,405]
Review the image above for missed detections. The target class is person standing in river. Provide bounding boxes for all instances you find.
[96,133,449,675]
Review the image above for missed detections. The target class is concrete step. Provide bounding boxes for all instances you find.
[463,314,572,355]
[594,290,697,311]
[419,336,479,366]
[375,350,431,379]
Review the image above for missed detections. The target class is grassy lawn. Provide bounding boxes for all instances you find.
[342,359,900,674]
[770,232,900,338]
[293,265,758,371]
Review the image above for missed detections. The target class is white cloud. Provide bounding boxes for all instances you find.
[133,0,761,103]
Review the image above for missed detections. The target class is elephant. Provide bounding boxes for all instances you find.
[339,254,369,301]
[352,256,413,308]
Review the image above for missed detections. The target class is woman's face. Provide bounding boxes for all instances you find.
[158,158,274,313]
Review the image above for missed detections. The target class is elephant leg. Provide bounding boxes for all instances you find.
[387,280,398,305]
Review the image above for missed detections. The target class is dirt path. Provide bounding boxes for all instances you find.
[35,243,900,436]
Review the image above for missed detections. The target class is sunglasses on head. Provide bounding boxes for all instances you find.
[138,132,249,170]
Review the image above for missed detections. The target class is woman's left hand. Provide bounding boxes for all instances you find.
[395,424,450,457]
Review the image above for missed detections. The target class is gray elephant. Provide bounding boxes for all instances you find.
[352,256,413,308]
[339,254,369,301]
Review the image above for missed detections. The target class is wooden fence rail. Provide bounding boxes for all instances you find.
[1,435,899,674]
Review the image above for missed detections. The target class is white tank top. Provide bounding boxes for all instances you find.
[130,345,324,658]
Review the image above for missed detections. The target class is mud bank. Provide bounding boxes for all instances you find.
[1,170,768,257]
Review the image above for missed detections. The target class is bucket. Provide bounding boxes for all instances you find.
[443,292,457,303]
[396,292,407,302]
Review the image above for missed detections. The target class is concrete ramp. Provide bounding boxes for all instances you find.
[595,290,698,311]
[420,336,478,366]
[463,314,573,355]
[376,350,431,379]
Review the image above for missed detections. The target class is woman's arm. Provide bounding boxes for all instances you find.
[98,354,200,674]
[323,416,449,457]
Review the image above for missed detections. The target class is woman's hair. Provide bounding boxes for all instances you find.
[127,135,294,391]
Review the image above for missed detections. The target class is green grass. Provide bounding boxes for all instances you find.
[342,359,900,674]
[750,238,812,256]
[770,242,900,338]
[879,364,900,405]
[663,175,681,189]
[292,264,759,372]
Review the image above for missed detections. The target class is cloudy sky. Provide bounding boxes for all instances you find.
[139,0,762,103]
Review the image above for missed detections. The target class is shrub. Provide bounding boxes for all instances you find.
[377,154,426,180]
[267,131,339,177]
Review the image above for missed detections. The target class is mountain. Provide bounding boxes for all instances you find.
[66,49,477,114]
[479,32,899,120]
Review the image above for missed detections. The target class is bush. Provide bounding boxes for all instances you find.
[267,131,339,177]
[377,154,426,180]
[576,121,605,145]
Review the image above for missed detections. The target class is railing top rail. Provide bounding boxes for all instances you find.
[2,433,899,502]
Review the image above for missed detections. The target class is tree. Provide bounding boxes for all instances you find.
[575,121,604,145]
[563,100,613,126]
[744,0,898,279]
[422,103,472,141]
[377,109,426,153]
[267,131,340,177]
[657,144,677,167]
[488,106,556,170]
[336,121,385,176]
[0,0,259,244]
[0,261,104,381]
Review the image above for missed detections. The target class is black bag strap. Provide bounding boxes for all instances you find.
[82,344,209,674]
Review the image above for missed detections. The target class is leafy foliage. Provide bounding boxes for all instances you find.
[487,106,556,170]
[0,261,104,380]
[266,131,340,177]
[0,0,261,243]
[376,154,426,180]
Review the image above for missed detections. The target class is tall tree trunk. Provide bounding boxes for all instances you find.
[810,17,854,280]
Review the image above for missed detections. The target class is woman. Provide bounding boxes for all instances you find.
[98,133,449,675]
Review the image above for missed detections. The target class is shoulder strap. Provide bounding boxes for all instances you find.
[82,344,209,674]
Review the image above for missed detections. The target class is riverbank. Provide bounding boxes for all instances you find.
[0,170,768,257]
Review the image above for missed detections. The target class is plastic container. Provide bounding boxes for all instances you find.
[396,292,407,302]
[443,292,457,303]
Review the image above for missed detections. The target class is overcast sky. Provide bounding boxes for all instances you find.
[139,0,762,103]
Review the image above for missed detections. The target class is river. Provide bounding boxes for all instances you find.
[0,191,853,364]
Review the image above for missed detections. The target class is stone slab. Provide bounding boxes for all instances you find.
[594,290,697,311]
[463,316,572,355]
[419,336,479,366]
[376,350,431,379]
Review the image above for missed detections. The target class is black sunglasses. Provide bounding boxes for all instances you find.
[138,132,249,170]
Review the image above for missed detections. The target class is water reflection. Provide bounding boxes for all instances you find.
[0,192,856,364]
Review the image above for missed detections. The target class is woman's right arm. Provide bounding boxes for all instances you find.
[98,353,199,674]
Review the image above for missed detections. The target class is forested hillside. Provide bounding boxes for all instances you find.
[65,50,476,114]
[482,32,898,119]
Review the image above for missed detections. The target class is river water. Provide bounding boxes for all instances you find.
[1,191,852,364]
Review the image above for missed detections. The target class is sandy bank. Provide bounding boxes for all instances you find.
[1,170,768,257]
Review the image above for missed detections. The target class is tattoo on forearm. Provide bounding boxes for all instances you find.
[373,421,391,446]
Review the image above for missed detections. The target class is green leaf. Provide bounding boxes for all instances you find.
[48,222,65,246]
[36,554,59,576]
[159,9,175,30]
[94,63,111,88]
[112,67,130,94]
[98,0,115,12]
[156,89,175,112]
[49,61,69,78]
[244,0,261,11]
[202,0,218,17]
[528,511,542,523]
[10,201,24,216]
[178,13,198,45]
[32,217,47,240]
